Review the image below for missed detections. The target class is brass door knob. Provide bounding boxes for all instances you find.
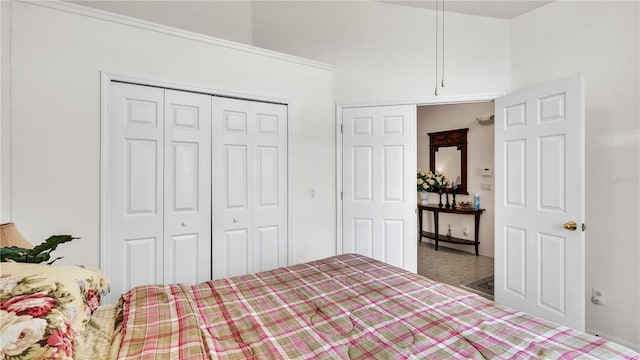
[563,221,577,231]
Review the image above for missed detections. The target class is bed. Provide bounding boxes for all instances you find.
[1,254,638,359]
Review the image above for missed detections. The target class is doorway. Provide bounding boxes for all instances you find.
[416,101,495,297]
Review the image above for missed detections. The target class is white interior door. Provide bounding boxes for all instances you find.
[342,105,417,272]
[108,83,165,302]
[212,97,287,279]
[495,74,585,330]
[163,89,212,284]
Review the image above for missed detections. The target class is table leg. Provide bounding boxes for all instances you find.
[474,213,481,256]
[418,207,423,242]
[434,211,439,251]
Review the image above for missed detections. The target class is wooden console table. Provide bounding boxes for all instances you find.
[417,203,485,256]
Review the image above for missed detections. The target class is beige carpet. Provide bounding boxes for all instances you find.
[417,240,494,300]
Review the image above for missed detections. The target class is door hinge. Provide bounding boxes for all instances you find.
[340,123,343,133]
[340,191,343,200]
[582,223,586,232]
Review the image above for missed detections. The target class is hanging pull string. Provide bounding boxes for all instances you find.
[434,0,439,96]
[441,0,445,88]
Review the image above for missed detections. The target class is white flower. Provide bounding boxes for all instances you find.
[0,275,20,292]
[0,310,47,357]
[417,178,424,185]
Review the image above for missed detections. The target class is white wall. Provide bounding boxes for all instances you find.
[511,1,640,350]
[417,102,495,257]
[71,0,254,45]
[5,1,335,267]
[252,1,511,103]
[0,1,10,222]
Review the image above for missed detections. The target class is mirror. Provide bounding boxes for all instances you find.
[435,147,461,184]
[428,128,468,194]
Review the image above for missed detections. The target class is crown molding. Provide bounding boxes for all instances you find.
[17,0,335,72]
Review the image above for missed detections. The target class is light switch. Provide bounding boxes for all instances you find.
[481,183,492,191]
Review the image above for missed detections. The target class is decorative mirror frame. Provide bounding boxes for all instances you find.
[428,128,469,195]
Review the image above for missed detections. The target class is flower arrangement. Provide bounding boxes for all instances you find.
[417,170,450,192]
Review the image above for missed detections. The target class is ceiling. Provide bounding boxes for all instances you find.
[383,0,555,19]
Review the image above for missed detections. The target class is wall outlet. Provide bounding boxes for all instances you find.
[591,288,605,305]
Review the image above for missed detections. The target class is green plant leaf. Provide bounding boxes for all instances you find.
[0,246,31,262]
[1,235,77,264]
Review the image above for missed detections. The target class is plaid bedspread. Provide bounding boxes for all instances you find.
[113,254,639,359]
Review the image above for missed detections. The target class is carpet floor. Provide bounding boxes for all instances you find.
[417,240,494,300]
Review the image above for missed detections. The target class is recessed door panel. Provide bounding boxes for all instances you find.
[225,111,247,133]
[258,114,278,135]
[383,146,403,202]
[169,233,199,284]
[257,146,278,207]
[538,232,566,315]
[504,226,526,298]
[227,229,248,277]
[539,93,566,123]
[504,139,526,208]
[353,147,373,201]
[173,105,200,129]
[127,99,158,127]
[504,103,526,129]
[125,237,157,289]
[353,117,373,136]
[126,139,158,215]
[538,135,566,212]
[354,218,373,257]
[172,142,199,212]
[383,115,404,135]
[384,219,403,268]
[258,226,279,271]
[225,145,248,209]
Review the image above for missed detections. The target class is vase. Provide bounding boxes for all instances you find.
[419,192,428,202]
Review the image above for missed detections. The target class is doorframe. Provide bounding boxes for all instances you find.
[335,93,503,259]
[100,71,295,281]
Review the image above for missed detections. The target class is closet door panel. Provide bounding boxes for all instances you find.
[226,229,249,277]
[212,98,287,279]
[164,89,212,284]
[109,83,164,302]
[224,145,248,209]
[169,233,199,284]
[252,102,288,272]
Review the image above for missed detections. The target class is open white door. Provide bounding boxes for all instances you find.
[342,105,417,273]
[495,74,585,330]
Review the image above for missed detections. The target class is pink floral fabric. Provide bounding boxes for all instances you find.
[0,263,109,359]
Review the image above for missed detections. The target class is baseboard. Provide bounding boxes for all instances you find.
[586,327,640,352]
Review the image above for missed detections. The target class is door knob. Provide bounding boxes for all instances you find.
[181,221,187,227]
[233,218,239,223]
[563,221,577,231]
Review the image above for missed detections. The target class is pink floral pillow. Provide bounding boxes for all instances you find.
[0,263,109,359]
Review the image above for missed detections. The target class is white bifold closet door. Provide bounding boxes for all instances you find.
[211,97,288,279]
[108,82,211,301]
